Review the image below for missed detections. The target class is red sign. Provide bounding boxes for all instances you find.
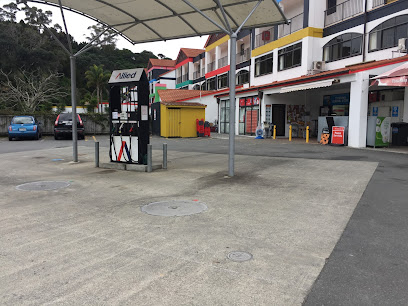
[239,98,246,107]
[246,97,253,106]
[377,76,408,87]
[331,126,345,145]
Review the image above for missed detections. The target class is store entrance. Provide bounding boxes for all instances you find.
[272,104,285,136]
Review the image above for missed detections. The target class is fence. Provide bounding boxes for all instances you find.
[278,12,304,38]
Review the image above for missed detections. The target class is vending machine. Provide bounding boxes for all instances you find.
[108,68,149,164]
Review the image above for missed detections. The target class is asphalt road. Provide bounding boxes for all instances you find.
[1,134,408,304]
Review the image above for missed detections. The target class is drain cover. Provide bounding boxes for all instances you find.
[16,181,70,191]
[227,251,253,262]
[141,200,207,216]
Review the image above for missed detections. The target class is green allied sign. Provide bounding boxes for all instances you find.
[375,117,391,147]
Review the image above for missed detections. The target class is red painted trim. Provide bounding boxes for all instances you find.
[350,57,408,74]
[176,86,244,103]
[205,65,230,79]
[175,58,193,69]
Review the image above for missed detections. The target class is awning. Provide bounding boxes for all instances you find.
[33,0,287,44]
[280,79,336,93]
[371,61,408,87]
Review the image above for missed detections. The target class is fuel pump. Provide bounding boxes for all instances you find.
[108,68,149,164]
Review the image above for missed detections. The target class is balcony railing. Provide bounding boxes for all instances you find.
[255,27,275,48]
[278,12,304,38]
[324,0,364,27]
[176,76,182,84]
[207,61,216,72]
[218,56,228,68]
[372,0,393,8]
[236,48,251,64]
[182,73,189,82]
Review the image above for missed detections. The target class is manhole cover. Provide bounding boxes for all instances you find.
[227,251,253,262]
[16,181,70,191]
[141,200,207,216]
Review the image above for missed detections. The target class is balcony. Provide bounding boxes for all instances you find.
[278,12,303,38]
[202,68,205,76]
[207,61,216,72]
[236,48,251,64]
[324,0,364,27]
[176,76,182,84]
[372,0,394,9]
[255,27,275,48]
[218,56,228,69]
[182,73,189,82]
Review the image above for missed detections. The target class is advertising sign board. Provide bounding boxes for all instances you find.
[331,126,345,145]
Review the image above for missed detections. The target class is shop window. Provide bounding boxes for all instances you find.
[255,53,273,77]
[278,43,302,71]
[236,70,249,85]
[369,15,408,52]
[206,77,216,90]
[323,33,362,62]
[218,73,228,89]
[220,100,230,134]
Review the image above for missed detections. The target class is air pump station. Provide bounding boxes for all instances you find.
[108,68,149,164]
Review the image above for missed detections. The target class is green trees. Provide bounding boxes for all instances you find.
[0,2,162,114]
[85,65,110,112]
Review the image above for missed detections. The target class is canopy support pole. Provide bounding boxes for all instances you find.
[70,55,78,162]
[183,0,264,177]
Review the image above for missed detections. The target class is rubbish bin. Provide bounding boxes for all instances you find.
[391,122,408,146]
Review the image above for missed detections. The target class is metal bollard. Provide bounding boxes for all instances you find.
[163,143,167,170]
[273,125,276,139]
[289,125,292,141]
[95,141,99,168]
[147,144,152,173]
[306,126,310,143]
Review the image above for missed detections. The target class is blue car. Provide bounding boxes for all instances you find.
[8,116,42,141]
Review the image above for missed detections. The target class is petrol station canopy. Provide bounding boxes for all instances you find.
[29,0,286,44]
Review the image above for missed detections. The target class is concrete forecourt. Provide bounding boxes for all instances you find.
[0,136,405,305]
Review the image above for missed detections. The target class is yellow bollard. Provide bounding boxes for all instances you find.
[289,125,292,141]
[273,125,276,139]
[306,126,310,143]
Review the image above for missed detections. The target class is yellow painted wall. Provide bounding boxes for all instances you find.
[160,104,206,138]
[252,27,323,57]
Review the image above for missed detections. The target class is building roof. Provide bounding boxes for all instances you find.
[180,48,205,58]
[161,102,206,107]
[215,55,408,97]
[204,33,228,48]
[158,89,214,102]
[148,58,176,68]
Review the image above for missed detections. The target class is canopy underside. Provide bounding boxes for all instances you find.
[29,0,286,43]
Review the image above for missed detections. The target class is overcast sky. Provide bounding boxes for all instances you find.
[0,0,208,60]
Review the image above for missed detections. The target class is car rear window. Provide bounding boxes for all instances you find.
[59,113,72,121]
[58,113,81,121]
[12,117,34,124]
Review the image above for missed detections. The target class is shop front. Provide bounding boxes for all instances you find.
[238,96,261,135]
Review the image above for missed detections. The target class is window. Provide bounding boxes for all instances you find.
[192,84,200,90]
[200,82,206,91]
[218,73,228,89]
[206,77,216,90]
[323,33,362,62]
[278,43,302,71]
[254,53,273,77]
[327,0,336,15]
[369,15,408,52]
[236,70,249,85]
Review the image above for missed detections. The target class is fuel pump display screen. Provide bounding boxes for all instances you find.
[108,68,150,164]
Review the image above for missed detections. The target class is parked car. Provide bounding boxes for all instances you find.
[54,113,85,140]
[8,115,42,141]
